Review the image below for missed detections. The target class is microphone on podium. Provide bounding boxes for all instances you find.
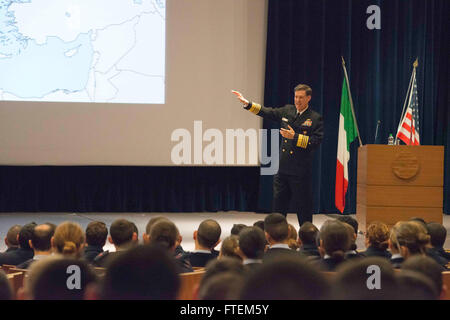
[374,120,381,144]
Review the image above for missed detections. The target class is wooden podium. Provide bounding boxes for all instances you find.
[356,145,444,232]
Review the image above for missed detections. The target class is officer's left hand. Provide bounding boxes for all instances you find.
[280,125,295,139]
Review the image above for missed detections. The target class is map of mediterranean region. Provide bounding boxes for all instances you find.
[0,0,165,104]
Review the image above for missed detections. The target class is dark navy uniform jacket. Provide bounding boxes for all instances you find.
[245,102,324,177]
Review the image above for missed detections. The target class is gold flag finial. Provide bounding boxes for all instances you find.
[413,58,418,68]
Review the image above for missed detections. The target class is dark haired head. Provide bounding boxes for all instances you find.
[110,219,136,247]
[149,220,178,250]
[298,222,319,246]
[402,255,444,298]
[240,255,329,300]
[319,220,351,262]
[336,216,358,235]
[396,270,438,300]
[26,257,97,300]
[231,224,247,236]
[6,225,21,248]
[145,216,170,234]
[426,222,447,248]
[85,221,108,247]
[198,272,244,300]
[197,219,221,249]
[238,227,266,259]
[264,213,288,243]
[31,224,55,252]
[101,245,180,300]
[18,223,37,250]
[253,220,265,231]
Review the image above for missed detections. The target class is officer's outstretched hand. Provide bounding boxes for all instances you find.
[280,125,295,139]
[231,90,249,107]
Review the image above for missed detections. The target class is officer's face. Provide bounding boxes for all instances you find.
[294,90,311,113]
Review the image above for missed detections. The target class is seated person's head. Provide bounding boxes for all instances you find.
[409,217,427,227]
[52,222,85,257]
[5,224,21,249]
[287,224,299,250]
[396,270,438,300]
[195,219,221,250]
[402,255,446,299]
[237,227,266,260]
[426,222,447,249]
[0,270,12,300]
[332,257,397,299]
[365,221,390,251]
[85,221,108,248]
[231,224,247,236]
[342,222,357,251]
[253,220,265,231]
[149,220,178,251]
[18,222,37,251]
[219,235,241,261]
[101,244,179,300]
[109,219,138,249]
[24,256,97,300]
[31,224,55,253]
[337,216,358,249]
[198,272,244,300]
[389,221,430,259]
[144,216,170,244]
[264,213,289,245]
[239,255,329,300]
[319,220,351,261]
[298,222,319,246]
[199,257,245,290]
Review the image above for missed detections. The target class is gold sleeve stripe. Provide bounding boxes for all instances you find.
[296,134,309,149]
[249,103,261,115]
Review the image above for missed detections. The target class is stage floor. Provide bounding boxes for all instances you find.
[0,212,449,252]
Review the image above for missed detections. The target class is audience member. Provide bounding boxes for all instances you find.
[342,222,363,260]
[388,221,430,268]
[143,216,185,256]
[297,222,320,258]
[0,270,12,300]
[219,235,242,261]
[362,221,391,259]
[287,224,299,250]
[231,224,247,236]
[314,220,351,271]
[194,257,245,299]
[148,220,193,273]
[0,223,36,266]
[396,270,438,300]
[237,227,266,271]
[83,221,108,263]
[17,223,55,269]
[22,255,97,300]
[3,225,21,253]
[239,255,330,300]
[426,222,450,265]
[93,219,136,267]
[52,221,85,259]
[253,220,265,231]
[402,255,446,299]
[185,219,221,267]
[263,213,296,261]
[100,244,180,300]
[332,257,398,299]
[198,272,244,300]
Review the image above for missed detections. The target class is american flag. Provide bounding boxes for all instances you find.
[396,71,420,145]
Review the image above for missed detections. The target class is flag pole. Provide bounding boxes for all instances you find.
[394,58,418,145]
[341,57,363,146]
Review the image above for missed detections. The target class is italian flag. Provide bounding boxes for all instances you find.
[335,78,358,213]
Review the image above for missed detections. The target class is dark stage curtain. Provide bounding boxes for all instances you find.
[261,0,449,214]
[0,166,260,212]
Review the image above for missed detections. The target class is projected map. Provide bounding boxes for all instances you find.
[0,0,165,103]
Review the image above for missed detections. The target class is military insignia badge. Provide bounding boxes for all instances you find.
[303,119,312,127]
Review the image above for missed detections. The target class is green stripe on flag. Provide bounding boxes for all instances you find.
[340,78,358,149]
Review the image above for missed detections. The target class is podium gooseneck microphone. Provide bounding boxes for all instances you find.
[374,120,381,144]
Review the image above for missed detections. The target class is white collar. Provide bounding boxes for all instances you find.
[193,249,211,254]
[391,253,403,259]
[243,259,263,265]
[297,106,309,116]
[269,244,290,250]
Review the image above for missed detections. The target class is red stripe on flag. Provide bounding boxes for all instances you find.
[402,122,411,132]
[335,160,348,213]
[405,112,412,120]
[397,131,411,145]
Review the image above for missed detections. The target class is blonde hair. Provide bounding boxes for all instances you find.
[53,222,85,257]
[287,224,299,250]
[366,221,390,250]
[389,221,430,256]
